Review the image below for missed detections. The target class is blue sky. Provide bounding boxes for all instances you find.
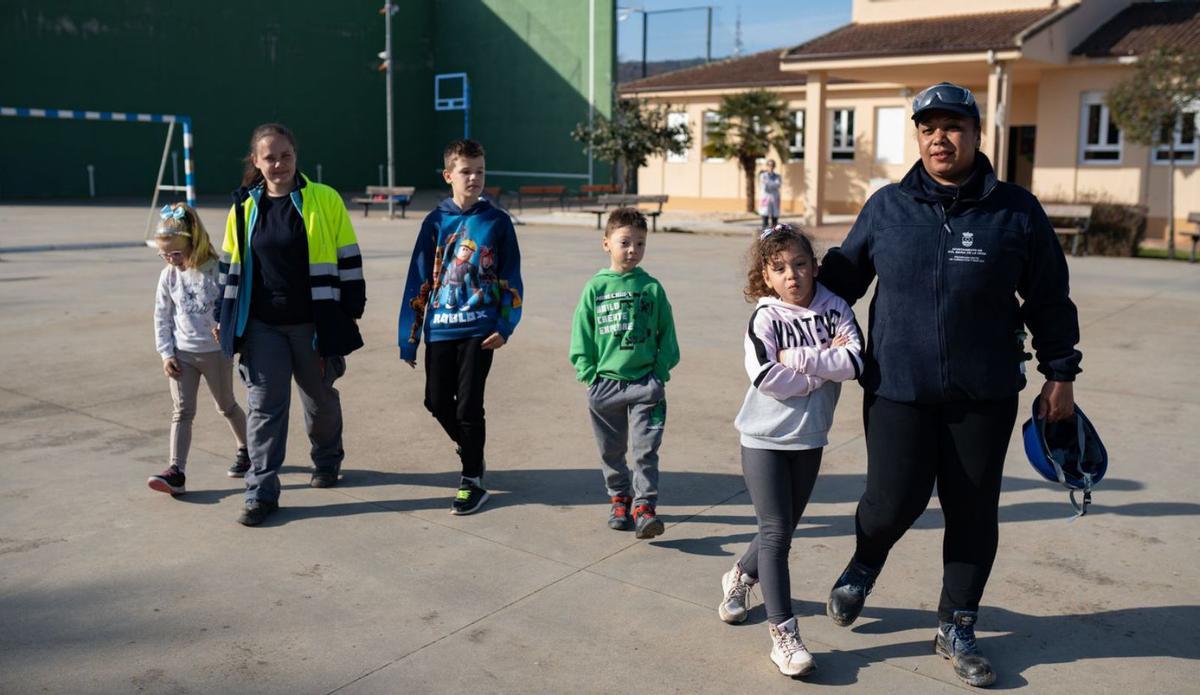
[616,0,853,62]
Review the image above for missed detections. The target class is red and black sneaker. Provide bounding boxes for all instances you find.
[147,465,186,496]
[608,496,633,531]
[633,503,664,539]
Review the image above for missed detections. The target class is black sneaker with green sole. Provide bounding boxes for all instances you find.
[451,480,489,515]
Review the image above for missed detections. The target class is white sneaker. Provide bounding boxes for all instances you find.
[718,564,756,624]
[769,617,816,677]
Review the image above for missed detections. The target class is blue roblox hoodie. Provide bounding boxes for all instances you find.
[398,197,523,361]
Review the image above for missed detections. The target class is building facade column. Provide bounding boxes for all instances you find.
[804,71,827,227]
[985,60,1012,180]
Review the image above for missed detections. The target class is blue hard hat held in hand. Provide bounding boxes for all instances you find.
[1022,395,1108,518]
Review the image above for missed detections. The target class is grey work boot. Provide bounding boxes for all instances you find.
[934,610,997,688]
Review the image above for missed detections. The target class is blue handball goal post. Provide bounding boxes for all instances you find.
[0,106,195,246]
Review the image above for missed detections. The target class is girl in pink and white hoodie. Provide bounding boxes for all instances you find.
[718,225,863,678]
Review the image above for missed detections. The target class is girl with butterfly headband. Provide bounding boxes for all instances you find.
[147,203,249,496]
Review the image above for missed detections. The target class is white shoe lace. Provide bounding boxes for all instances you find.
[773,624,811,666]
[725,575,753,606]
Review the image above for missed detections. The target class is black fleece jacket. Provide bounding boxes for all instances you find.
[820,154,1082,404]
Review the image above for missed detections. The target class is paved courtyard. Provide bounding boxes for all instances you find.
[1,202,1198,694]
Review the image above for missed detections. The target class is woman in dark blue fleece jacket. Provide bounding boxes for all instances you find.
[818,83,1082,688]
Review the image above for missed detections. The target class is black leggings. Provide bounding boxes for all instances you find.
[737,446,823,625]
[424,337,494,479]
[853,393,1018,622]
[761,215,778,229]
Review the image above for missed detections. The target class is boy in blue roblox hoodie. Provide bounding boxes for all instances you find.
[398,139,523,515]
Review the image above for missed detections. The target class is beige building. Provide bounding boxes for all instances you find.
[620,0,1200,242]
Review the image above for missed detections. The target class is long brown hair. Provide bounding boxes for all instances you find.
[155,203,218,268]
[241,123,297,187]
[744,224,816,302]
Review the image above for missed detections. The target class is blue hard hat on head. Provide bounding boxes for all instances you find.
[912,82,981,124]
[1022,395,1108,517]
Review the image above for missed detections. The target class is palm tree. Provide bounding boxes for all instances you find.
[703,89,797,213]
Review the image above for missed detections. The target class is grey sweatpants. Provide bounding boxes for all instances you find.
[237,320,345,504]
[586,373,666,505]
[738,446,823,625]
[168,349,248,471]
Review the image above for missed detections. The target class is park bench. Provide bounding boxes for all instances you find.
[1043,203,1093,257]
[483,186,504,207]
[1188,212,1200,263]
[516,185,567,212]
[350,185,415,218]
[571,183,620,208]
[582,194,670,233]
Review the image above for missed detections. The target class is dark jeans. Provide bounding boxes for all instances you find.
[424,337,494,479]
[738,446,823,625]
[853,393,1018,622]
[238,320,345,504]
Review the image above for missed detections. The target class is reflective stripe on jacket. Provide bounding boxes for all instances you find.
[216,173,365,357]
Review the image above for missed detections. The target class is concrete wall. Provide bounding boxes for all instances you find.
[1032,66,1200,242]
[0,0,614,199]
[638,87,920,214]
[851,0,1075,24]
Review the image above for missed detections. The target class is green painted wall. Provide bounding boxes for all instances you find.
[427,0,615,189]
[0,1,613,199]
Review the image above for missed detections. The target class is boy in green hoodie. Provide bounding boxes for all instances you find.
[569,207,680,538]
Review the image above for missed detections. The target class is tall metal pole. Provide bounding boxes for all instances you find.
[706,8,712,62]
[385,0,396,219]
[641,12,648,78]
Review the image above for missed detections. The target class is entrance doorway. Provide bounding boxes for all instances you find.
[1007,126,1036,191]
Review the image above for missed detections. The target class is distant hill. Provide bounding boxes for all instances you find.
[617,57,714,84]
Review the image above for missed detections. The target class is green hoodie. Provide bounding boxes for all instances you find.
[569,267,680,385]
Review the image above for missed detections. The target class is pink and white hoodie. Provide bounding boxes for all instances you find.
[734,283,863,449]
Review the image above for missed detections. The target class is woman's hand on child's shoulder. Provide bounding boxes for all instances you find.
[163,356,181,379]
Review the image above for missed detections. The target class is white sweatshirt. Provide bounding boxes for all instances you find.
[734,284,864,449]
[154,259,222,358]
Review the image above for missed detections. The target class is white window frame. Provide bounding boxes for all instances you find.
[1153,107,1199,166]
[830,108,855,161]
[789,109,805,159]
[703,110,725,162]
[667,111,688,163]
[1079,92,1122,165]
[874,106,906,165]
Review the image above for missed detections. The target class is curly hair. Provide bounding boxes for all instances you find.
[744,224,817,302]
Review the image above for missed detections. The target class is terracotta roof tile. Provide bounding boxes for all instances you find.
[1073,1,1200,57]
[619,48,807,94]
[783,9,1057,61]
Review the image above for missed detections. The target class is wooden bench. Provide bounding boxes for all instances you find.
[350,185,415,218]
[571,183,620,208]
[483,186,504,207]
[516,185,567,212]
[1044,203,1093,257]
[581,194,670,233]
[1188,212,1200,263]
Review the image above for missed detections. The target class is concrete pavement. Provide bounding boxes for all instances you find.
[1,202,1198,694]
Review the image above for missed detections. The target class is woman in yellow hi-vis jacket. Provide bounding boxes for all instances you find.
[215,123,366,526]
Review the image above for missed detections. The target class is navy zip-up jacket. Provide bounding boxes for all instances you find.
[820,154,1082,404]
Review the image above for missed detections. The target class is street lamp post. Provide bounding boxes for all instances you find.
[380,1,398,218]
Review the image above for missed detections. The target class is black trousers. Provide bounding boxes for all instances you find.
[853,393,1018,622]
[424,337,494,479]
